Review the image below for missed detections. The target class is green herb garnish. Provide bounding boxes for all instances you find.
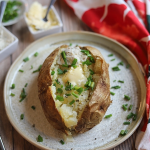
[65,94,71,96]
[19,69,24,72]
[23,57,29,62]
[126,64,130,68]
[112,66,120,71]
[82,60,92,66]
[56,95,64,101]
[55,79,60,84]
[20,114,24,120]
[11,84,15,89]
[110,91,115,95]
[69,100,75,105]
[53,83,56,87]
[60,140,65,145]
[90,82,95,90]
[118,80,124,83]
[105,114,112,118]
[118,61,124,66]
[89,69,94,75]
[120,130,128,136]
[10,93,15,96]
[133,114,137,121]
[63,69,67,74]
[113,80,116,82]
[77,88,83,95]
[122,104,128,111]
[34,52,39,57]
[123,122,130,125]
[69,43,72,46]
[57,68,64,75]
[57,88,63,94]
[31,65,33,69]
[84,87,89,91]
[72,65,77,68]
[111,58,115,61]
[51,70,55,75]
[33,65,42,73]
[124,95,130,100]
[19,88,26,102]
[108,54,113,57]
[24,83,28,87]
[71,58,77,66]
[61,51,67,65]
[111,86,121,89]
[31,106,36,110]
[37,135,43,142]
[65,82,73,91]
[81,50,91,57]
[127,112,134,120]
[129,105,133,111]
[61,85,63,88]
[62,64,68,67]
[72,92,79,98]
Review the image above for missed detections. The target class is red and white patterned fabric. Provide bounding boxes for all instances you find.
[64,0,150,149]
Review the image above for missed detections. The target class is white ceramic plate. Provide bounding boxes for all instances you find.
[4,31,146,150]
[2,0,26,26]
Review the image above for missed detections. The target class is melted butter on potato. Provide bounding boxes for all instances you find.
[62,65,87,86]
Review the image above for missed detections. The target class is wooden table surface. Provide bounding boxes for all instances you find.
[0,0,140,149]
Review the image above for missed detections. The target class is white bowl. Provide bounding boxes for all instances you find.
[24,6,63,40]
[0,26,18,62]
[2,0,26,26]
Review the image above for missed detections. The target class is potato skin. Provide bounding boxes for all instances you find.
[38,45,111,134]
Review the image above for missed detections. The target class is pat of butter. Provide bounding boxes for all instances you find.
[62,66,87,86]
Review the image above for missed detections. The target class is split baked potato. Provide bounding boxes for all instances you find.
[38,45,111,135]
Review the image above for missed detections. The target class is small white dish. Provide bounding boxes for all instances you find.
[24,6,63,40]
[0,26,18,62]
[2,0,26,26]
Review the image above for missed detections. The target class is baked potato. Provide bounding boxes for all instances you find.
[38,45,111,135]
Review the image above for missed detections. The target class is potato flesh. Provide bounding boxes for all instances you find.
[50,47,92,129]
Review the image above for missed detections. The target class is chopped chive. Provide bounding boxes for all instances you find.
[23,57,29,62]
[88,80,91,86]
[20,114,24,120]
[120,130,128,136]
[10,93,15,96]
[51,70,55,75]
[61,51,67,65]
[31,106,36,110]
[89,69,94,75]
[112,66,120,71]
[122,104,128,111]
[71,58,77,66]
[53,83,56,87]
[129,105,133,111]
[77,88,83,95]
[62,64,68,67]
[19,69,24,72]
[65,82,73,91]
[124,95,130,100]
[73,85,80,90]
[82,60,92,66]
[110,91,115,95]
[81,50,91,57]
[69,43,72,46]
[24,83,28,87]
[123,122,130,125]
[37,135,43,142]
[118,80,124,83]
[91,82,95,90]
[133,114,137,121]
[72,92,79,98]
[60,140,65,145]
[125,104,128,107]
[118,61,124,66]
[126,64,130,68]
[111,86,121,89]
[34,52,39,57]
[105,114,112,118]
[111,58,115,61]
[57,68,64,75]
[69,100,75,105]
[31,65,33,69]
[63,69,67,74]
[33,65,42,73]
[113,80,116,82]
[55,79,60,84]
[108,54,113,57]
[72,65,77,68]
[19,88,26,102]
[84,87,89,91]
[61,85,63,88]
[65,93,71,96]
[56,95,64,101]
[57,88,63,94]
[11,84,15,89]
[127,112,134,120]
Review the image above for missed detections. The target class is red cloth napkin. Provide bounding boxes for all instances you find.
[64,0,150,149]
